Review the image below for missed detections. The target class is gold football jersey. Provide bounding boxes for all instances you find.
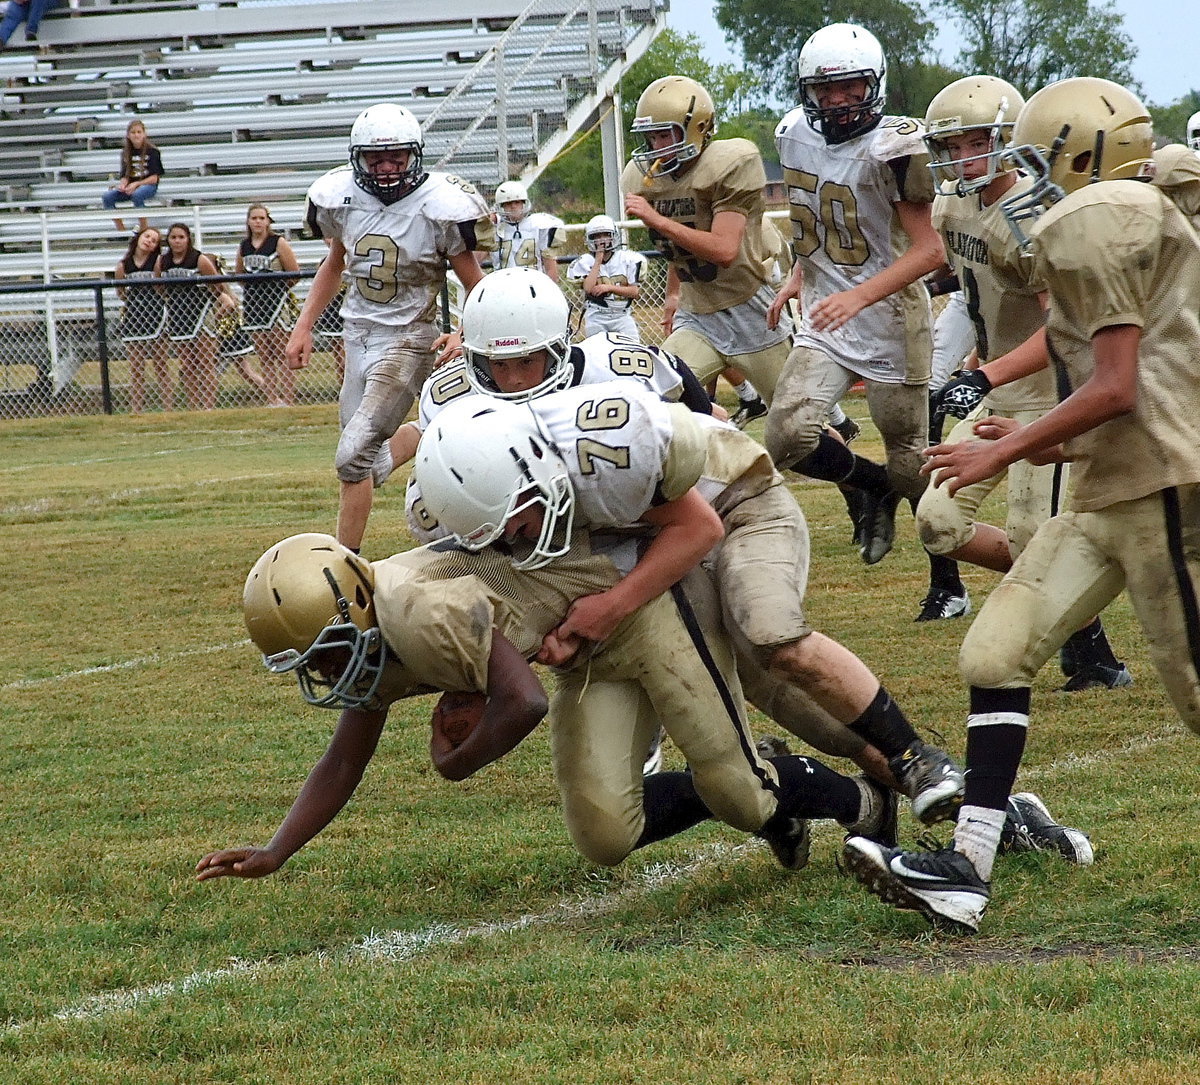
[370,535,631,702]
[932,176,1055,412]
[1151,143,1200,234]
[621,138,771,314]
[1030,181,1200,511]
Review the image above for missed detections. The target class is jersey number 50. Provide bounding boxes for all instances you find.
[784,168,869,267]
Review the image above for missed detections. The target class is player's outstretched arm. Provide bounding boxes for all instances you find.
[195,705,388,881]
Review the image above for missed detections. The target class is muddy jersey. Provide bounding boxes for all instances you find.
[526,381,781,529]
[933,175,1055,412]
[370,533,635,701]
[621,138,771,314]
[495,211,566,271]
[1029,181,1200,511]
[776,110,934,381]
[305,166,492,327]
[566,248,646,312]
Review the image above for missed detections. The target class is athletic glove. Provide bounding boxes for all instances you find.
[930,368,993,428]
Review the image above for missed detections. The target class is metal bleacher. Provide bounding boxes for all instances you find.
[0,0,666,283]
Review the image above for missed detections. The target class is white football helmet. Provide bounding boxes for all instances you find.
[349,104,426,204]
[924,75,1025,196]
[461,268,573,401]
[585,214,619,254]
[796,22,887,145]
[242,533,386,710]
[630,76,716,177]
[1000,77,1154,250]
[413,397,574,570]
[494,180,531,223]
[1187,110,1200,153]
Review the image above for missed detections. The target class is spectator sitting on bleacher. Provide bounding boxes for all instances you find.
[102,121,164,233]
[0,0,60,47]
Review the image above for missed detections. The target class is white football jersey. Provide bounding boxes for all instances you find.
[525,381,706,529]
[495,211,566,270]
[566,248,646,312]
[406,335,688,542]
[775,110,934,381]
[305,166,491,327]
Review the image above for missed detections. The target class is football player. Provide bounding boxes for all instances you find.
[566,214,646,338]
[767,24,966,622]
[492,179,565,282]
[285,104,492,554]
[915,74,1130,687]
[1187,109,1200,153]
[414,386,968,827]
[195,531,900,881]
[845,78,1200,933]
[621,76,794,410]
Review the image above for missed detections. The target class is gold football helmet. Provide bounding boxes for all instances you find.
[924,75,1024,196]
[243,533,385,710]
[630,76,716,177]
[1001,77,1154,249]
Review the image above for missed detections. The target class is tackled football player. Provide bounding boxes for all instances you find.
[195,530,898,882]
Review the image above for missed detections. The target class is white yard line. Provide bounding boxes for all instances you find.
[5,843,754,1034]
[2,641,250,691]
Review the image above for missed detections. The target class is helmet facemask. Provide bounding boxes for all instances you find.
[800,71,885,145]
[999,132,1069,250]
[926,107,1015,197]
[351,144,425,205]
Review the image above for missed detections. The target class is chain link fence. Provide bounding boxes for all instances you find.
[0,245,682,421]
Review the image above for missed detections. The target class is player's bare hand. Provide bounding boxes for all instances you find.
[195,845,283,881]
[660,297,678,336]
[808,288,867,332]
[922,438,1009,495]
[710,403,730,423]
[536,625,586,668]
[285,327,312,370]
[433,329,463,368]
[972,415,1021,441]
[556,591,628,645]
[766,287,796,331]
[624,193,657,226]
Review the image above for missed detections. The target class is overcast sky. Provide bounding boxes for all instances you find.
[667,0,1195,107]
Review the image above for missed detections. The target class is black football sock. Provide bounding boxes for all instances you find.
[847,686,920,759]
[766,754,861,823]
[794,431,890,494]
[634,771,712,849]
[1064,618,1122,670]
[927,551,965,594]
[963,686,1030,810]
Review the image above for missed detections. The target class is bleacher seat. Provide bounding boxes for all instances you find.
[0,0,664,284]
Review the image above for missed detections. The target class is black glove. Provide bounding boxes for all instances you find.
[930,368,993,430]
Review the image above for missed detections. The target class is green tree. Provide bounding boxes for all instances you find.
[713,0,943,117]
[934,0,1137,97]
[1150,91,1200,145]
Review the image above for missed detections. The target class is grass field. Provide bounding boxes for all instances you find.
[4,401,1200,1084]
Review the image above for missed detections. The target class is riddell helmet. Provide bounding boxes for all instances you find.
[631,76,716,177]
[494,180,531,223]
[1000,77,1154,249]
[243,533,386,710]
[1187,110,1200,153]
[924,75,1025,196]
[413,398,574,570]
[585,213,619,253]
[797,23,887,145]
[349,103,426,204]
[461,268,573,400]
